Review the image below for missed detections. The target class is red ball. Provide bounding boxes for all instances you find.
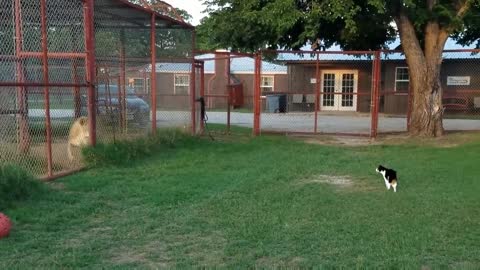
[0,213,12,239]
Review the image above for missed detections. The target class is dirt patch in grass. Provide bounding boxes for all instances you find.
[291,134,378,147]
[292,131,480,148]
[299,175,354,187]
[110,241,170,268]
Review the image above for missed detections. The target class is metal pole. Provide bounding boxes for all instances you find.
[314,52,320,133]
[150,14,157,134]
[200,61,205,133]
[70,27,81,118]
[370,51,381,138]
[14,0,30,153]
[40,0,53,177]
[120,29,126,131]
[253,52,261,136]
[190,30,196,135]
[72,61,81,118]
[226,52,231,134]
[407,78,413,132]
[84,0,96,145]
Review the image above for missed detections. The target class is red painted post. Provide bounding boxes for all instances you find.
[407,83,412,132]
[253,52,262,136]
[190,31,196,135]
[84,0,96,146]
[150,14,157,135]
[200,61,205,132]
[119,30,126,131]
[14,0,30,153]
[72,61,81,118]
[370,51,381,138]
[314,52,320,133]
[40,0,53,177]
[226,52,231,134]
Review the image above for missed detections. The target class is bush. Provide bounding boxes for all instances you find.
[82,128,193,167]
[0,164,45,210]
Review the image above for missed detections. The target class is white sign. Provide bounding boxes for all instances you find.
[447,76,470,86]
[310,78,317,84]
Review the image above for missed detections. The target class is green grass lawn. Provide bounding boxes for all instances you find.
[1,133,480,268]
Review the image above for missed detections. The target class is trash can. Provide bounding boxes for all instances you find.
[266,94,287,113]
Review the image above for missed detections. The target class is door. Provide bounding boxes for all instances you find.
[320,70,358,111]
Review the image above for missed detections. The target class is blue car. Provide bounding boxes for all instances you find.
[81,84,150,126]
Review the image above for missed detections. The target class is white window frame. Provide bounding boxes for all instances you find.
[395,67,409,94]
[128,77,145,93]
[261,76,274,92]
[145,77,151,94]
[174,74,190,95]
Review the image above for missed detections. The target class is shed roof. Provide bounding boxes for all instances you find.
[144,54,287,74]
[0,0,194,30]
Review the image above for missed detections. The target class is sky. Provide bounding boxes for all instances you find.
[162,0,207,26]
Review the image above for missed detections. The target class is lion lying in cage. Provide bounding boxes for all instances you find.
[67,117,90,161]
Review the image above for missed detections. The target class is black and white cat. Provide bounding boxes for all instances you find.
[376,165,398,192]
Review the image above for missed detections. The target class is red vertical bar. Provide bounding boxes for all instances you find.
[72,61,81,118]
[119,30,126,131]
[150,14,157,134]
[14,0,30,153]
[84,0,96,145]
[370,51,380,138]
[314,52,320,133]
[226,53,231,133]
[40,0,53,177]
[200,61,205,132]
[407,83,412,132]
[190,30,196,135]
[253,52,261,136]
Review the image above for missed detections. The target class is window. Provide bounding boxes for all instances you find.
[395,67,409,93]
[174,74,190,95]
[145,78,151,94]
[261,76,274,92]
[128,78,145,93]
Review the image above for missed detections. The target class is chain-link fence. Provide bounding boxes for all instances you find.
[378,49,480,134]
[0,0,194,179]
[255,50,375,136]
[193,52,256,135]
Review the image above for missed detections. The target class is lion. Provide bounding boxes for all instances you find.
[67,116,90,161]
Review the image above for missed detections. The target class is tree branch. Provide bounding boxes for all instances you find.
[455,0,472,18]
[394,11,425,63]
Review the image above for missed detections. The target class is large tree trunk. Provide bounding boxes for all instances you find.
[395,13,449,137]
[408,55,444,137]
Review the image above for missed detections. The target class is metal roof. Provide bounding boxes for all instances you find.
[144,54,287,74]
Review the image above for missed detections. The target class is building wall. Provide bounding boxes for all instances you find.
[383,60,480,114]
[287,63,373,112]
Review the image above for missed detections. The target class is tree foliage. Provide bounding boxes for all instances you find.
[197,0,480,52]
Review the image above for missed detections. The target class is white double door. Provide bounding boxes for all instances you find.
[320,70,358,111]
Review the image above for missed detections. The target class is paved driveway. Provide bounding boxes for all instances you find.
[26,109,480,134]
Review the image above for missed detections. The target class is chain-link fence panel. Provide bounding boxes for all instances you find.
[1,0,195,178]
[194,52,256,135]
[377,51,409,134]
[441,50,480,132]
[258,51,374,136]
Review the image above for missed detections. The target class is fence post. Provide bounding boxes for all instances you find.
[40,0,53,177]
[14,0,30,153]
[370,51,381,138]
[407,84,412,132]
[150,13,157,135]
[253,52,262,136]
[84,0,96,146]
[200,61,205,133]
[190,30,196,135]
[314,52,320,133]
[119,29,126,131]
